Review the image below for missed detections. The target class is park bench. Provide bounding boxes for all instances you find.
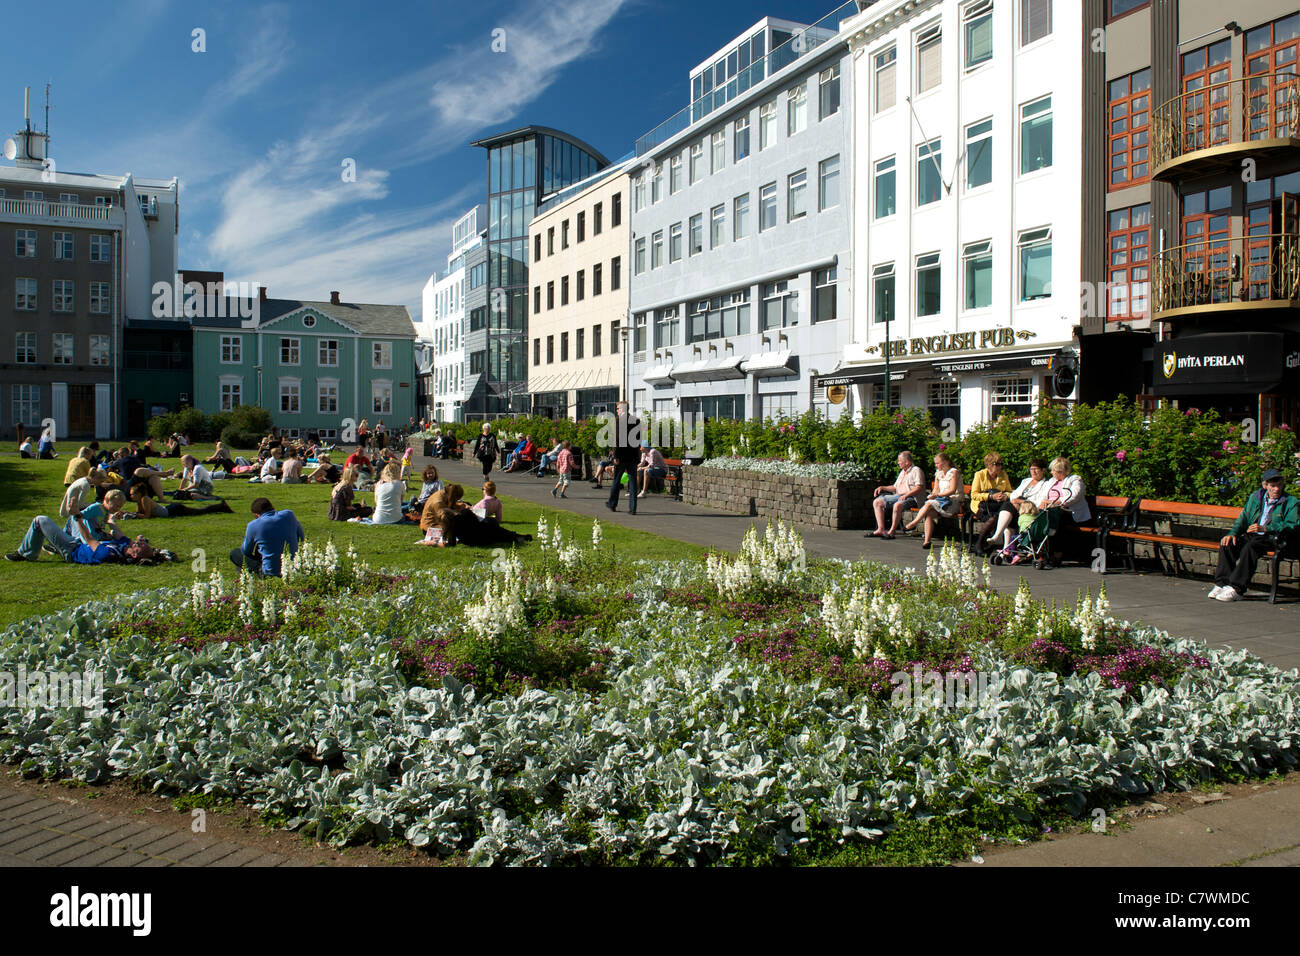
[898,482,973,536]
[1096,497,1297,603]
[663,459,684,500]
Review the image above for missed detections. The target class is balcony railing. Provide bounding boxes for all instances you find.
[1151,71,1300,179]
[1152,233,1300,318]
[0,196,121,222]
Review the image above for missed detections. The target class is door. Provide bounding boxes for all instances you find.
[96,384,112,439]
[51,383,68,440]
[68,384,95,436]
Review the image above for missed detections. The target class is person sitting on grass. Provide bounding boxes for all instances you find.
[280,450,304,484]
[38,424,58,459]
[472,481,503,522]
[635,441,668,499]
[406,465,443,518]
[1210,468,1299,603]
[127,483,233,519]
[344,445,371,477]
[424,484,531,548]
[18,437,35,458]
[230,497,303,577]
[306,453,340,484]
[175,455,216,498]
[205,441,235,473]
[329,465,372,521]
[63,447,94,487]
[60,470,110,518]
[65,489,129,545]
[87,441,110,467]
[349,462,410,524]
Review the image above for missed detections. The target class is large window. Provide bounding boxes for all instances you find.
[690,142,703,183]
[15,332,36,364]
[875,156,896,218]
[89,281,110,314]
[1107,204,1150,320]
[711,204,726,248]
[874,46,897,112]
[819,155,841,211]
[280,337,300,365]
[1018,227,1052,300]
[53,231,73,261]
[787,170,808,221]
[90,234,111,262]
[734,194,751,239]
[787,83,807,136]
[991,377,1032,417]
[916,253,942,317]
[52,333,72,365]
[734,116,751,161]
[689,214,703,255]
[711,130,726,173]
[15,278,36,311]
[761,279,799,330]
[814,266,837,323]
[760,183,778,231]
[873,264,895,324]
[635,237,647,275]
[280,381,301,414]
[372,381,392,415]
[654,307,679,348]
[318,381,339,414]
[963,240,993,310]
[688,290,751,343]
[12,385,39,427]
[90,334,110,367]
[15,229,36,258]
[916,23,942,93]
[760,393,798,422]
[219,380,241,412]
[669,223,683,263]
[819,64,841,119]
[1020,0,1052,46]
[965,0,993,69]
[373,341,392,369]
[759,100,777,149]
[1245,15,1300,140]
[651,230,664,269]
[917,139,943,205]
[670,154,683,194]
[1180,186,1231,300]
[220,335,242,364]
[53,280,74,313]
[652,163,664,203]
[1108,69,1150,187]
[1020,95,1052,173]
[966,118,993,188]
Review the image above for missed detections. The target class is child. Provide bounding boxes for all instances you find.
[552,441,574,498]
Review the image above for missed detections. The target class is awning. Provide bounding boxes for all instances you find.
[1151,332,1300,396]
[814,367,909,388]
[929,349,1062,376]
[741,349,797,378]
[816,348,1064,388]
[673,356,745,382]
[643,363,675,386]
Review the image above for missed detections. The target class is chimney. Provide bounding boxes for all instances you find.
[258,286,267,303]
[330,290,341,305]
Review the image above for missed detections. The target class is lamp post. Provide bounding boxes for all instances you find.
[882,286,892,412]
[620,317,631,406]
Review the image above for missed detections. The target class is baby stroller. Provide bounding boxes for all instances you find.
[989,507,1060,569]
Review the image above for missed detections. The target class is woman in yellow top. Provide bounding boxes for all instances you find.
[967,452,1014,556]
[63,447,93,486]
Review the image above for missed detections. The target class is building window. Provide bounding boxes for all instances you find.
[760,182,778,231]
[593,262,603,295]
[373,341,392,369]
[652,164,663,203]
[787,83,807,135]
[669,223,683,263]
[577,211,585,242]
[818,155,841,211]
[562,220,570,249]
[917,139,943,205]
[561,275,570,306]
[547,281,556,309]
[280,381,301,414]
[280,337,300,365]
[1020,95,1053,173]
[787,169,808,221]
[1108,69,1151,188]
[687,290,751,343]
[471,350,486,374]
[916,252,941,316]
[633,177,646,213]
[469,262,488,287]
[372,381,392,414]
[689,214,703,255]
[874,46,897,112]
[734,194,751,239]
[594,201,603,235]
[873,263,895,324]
[52,333,73,365]
[635,238,647,275]
[634,312,647,354]
[916,23,942,94]
[611,321,620,354]
[655,307,679,348]
[759,100,777,149]
[577,270,585,301]
[1108,0,1147,17]
[15,229,36,258]
[814,266,837,323]
[874,156,896,218]
[15,332,37,364]
[534,233,542,262]
[12,385,39,427]
[963,240,993,310]
[690,142,704,183]
[59,193,79,204]
[318,381,339,414]
[1020,0,1052,46]
[611,256,621,290]
[965,0,993,69]
[734,116,751,161]
[546,336,554,364]
[561,332,569,362]
[90,234,111,262]
[819,63,841,119]
[711,129,726,173]
[1018,227,1053,300]
[612,192,622,227]
[991,377,1033,417]
[652,230,664,269]
[667,154,683,196]
[534,285,542,314]
[711,204,726,248]
[90,334,110,367]
[966,118,993,188]
[577,327,584,360]
[759,393,798,421]
[593,324,602,356]
[548,225,557,253]
[761,279,799,330]
[1108,204,1151,320]
[53,280,74,313]
[53,232,73,261]
[220,335,242,364]
[15,278,37,311]
[534,338,541,367]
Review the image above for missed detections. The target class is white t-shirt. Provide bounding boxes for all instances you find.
[188,464,212,485]
[260,457,279,479]
[371,480,405,524]
[60,477,96,518]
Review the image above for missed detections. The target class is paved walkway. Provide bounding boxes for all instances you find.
[0,785,287,867]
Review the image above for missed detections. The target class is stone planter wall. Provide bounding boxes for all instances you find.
[682,467,876,530]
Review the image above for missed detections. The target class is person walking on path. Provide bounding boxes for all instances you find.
[606,402,641,515]
[552,442,574,498]
[473,423,500,479]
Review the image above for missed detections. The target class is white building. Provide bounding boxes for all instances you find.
[420,204,484,422]
[833,0,1081,431]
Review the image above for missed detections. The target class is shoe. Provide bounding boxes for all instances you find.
[921,541,932,550]
[5,551,26,562]
[1215,587,1243,602]
[637,491,646,498]
[1208,585,1225,599]
[884,533,895,540]
[560,493,568,499]
[551,488,558,497]
[605,502,616,512]
[1009,554,1024,566]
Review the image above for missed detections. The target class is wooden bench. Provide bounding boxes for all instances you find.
[1098,498,1296,603]
[663,459,683,501]
[899,482,974,535]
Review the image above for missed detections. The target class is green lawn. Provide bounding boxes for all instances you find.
[0,448,705,630]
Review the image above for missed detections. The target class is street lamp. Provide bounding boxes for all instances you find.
[619,317,631,407]
[882,286,892,412]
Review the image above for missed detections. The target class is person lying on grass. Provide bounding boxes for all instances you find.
[8,499,131,563]
[126,483,233,519]
[63,489,129,545]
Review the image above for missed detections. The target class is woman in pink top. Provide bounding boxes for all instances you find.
[472,481,503,523]
[552,441,574,498]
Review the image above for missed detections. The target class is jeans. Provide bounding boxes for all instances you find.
[1215,535,1274,594]
[20,516,79,561]
[607,461,637,514]
[535,452,559,476]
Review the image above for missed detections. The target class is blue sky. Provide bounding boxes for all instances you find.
[3,0,852,323]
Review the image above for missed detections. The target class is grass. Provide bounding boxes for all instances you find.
[0,447,705,630]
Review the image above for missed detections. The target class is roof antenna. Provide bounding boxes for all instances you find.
[44,82,50,155]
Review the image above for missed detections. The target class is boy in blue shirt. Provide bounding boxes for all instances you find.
[229,497,304,576]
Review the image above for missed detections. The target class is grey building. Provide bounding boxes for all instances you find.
[627,15,854,424]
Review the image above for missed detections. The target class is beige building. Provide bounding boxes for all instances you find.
[526,160,632,419]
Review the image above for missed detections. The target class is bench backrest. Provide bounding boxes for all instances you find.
[1139,499,1240,521]
[664,458,683,467]
[1093,495,1129,510]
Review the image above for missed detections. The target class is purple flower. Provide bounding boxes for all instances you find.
[1115,450,1126,461]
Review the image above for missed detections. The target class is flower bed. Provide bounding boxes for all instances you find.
[2,524,1298,865]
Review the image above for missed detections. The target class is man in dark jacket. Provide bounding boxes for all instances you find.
[605,401,642,515]
[1211,468,1299,602]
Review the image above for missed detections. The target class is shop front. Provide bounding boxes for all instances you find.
[1152,332,1300,433]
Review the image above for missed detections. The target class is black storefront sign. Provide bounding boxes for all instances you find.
[816,349,1062,389]
[1153,332,1300,396]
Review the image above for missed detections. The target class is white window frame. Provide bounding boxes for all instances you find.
[15,278,37,312]
[279,379,302,415]
[15,331,37,364]
[759,100,777,149]
[759,182,778,232]
[670,153,683,194]
[219,377,243,412]
[15,229,36,258]
[372,341,393,369]
[710,203,727,248]
[786,83,807,136]
[964,0,994,71]
[669,222,683,263]
[53,332,74,365]
[1020,0,1052,48]
[53,279,74,313]
[734,193,751,240]
[818,63,841,120]
[711,129,726,174]
[12,385,40,427]
[734,115,750,162]
[818,155,841,211]
[965,118,994,190]
[916,251,942,318]
[90,234,111,263]
[89,334,111,367]
[318,379,339,414]
[690,142,704,184]
[1020,95,1053,175]
[89,281,111,315]
[280,336,301,366]
[916,23,943,94]
[319,338,339,366]
[1017,226,1053,302]
[53,231,73,261]
[874,46,897,113]
[962,240,994,312]
[220,334,242,364]
[372,380,393,415]
[787,169,808,221]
